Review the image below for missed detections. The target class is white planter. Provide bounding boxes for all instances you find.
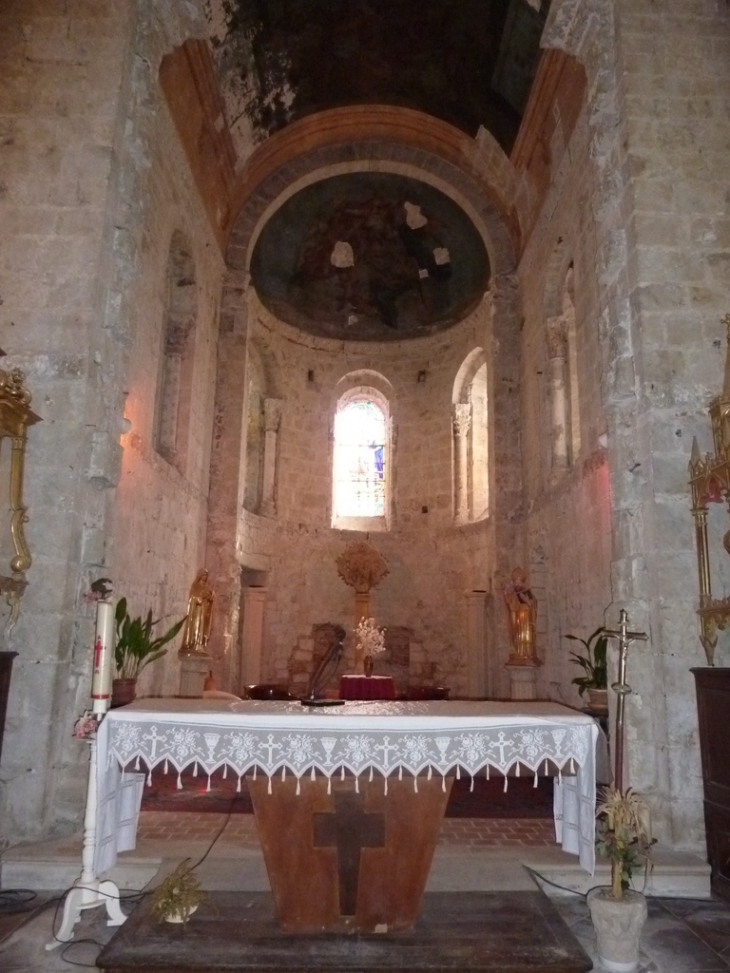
[164,902,198,924]
[587,888,647,973]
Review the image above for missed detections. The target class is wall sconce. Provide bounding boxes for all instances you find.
[0,352,42,637]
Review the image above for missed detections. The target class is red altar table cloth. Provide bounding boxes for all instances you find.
[339,674,395,700]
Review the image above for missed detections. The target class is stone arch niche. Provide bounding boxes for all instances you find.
[205,106,524,697]
[452,347,489,524]
[543,239,581,479]
[154,230,198,475]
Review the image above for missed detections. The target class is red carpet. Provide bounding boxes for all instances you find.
[140,766,553,819]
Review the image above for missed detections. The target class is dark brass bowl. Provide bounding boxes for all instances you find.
[244,683,297,701]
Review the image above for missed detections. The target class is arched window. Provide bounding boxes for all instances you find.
[154,231,197,474]
[332,391,389,530]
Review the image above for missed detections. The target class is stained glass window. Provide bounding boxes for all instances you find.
[333,398,386,518]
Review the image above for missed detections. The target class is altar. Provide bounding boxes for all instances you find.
[97,699,600,932]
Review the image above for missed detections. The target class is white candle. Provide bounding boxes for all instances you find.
[91,600,114,714]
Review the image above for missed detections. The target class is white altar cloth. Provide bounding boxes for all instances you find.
[96,698,599,875]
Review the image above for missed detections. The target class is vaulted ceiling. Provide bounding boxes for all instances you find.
[207,0,549,154]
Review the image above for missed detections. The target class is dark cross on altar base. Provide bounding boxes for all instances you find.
[313,791,386,916]
[603,609,648,792]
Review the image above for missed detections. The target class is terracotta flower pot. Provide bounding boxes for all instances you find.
[587,687,609,712]
[111,677,137,708]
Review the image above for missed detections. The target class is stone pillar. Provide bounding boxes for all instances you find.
[546,318,569,472]
[179,653,212,698]
[355,591,370,626]
[506,664,538,701]
[466,590,488,698]
[259,398,282,517]
[454,403,472,522]
[240,585,267,692]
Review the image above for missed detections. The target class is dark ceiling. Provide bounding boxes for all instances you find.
[250,173,490,341]
[212,0,549,151]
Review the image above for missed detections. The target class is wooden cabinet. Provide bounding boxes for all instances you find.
[692,667,730,901]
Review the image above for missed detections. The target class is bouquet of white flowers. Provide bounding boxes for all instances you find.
[355,617,386,657]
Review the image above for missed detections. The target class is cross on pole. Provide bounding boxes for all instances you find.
[603,609,648,793]
[313,790,385,916]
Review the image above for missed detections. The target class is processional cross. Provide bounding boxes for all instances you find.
[603,609,648,792]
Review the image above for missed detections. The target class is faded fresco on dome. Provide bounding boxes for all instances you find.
[250,173,490,341]
[207,0,548,154]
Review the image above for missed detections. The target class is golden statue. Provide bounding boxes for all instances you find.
[502,567,539,665]
[179,569,214,656]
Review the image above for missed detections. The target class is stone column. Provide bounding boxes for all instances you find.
[179,652,213,698]
[453,403,472,522]
[240,585,267,692]
[505,664,538,701]
[465,590,488,698]
[546,318,569,472]
[259,398,282,517]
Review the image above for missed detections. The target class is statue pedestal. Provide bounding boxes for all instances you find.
[178,652,212,698]
[505,663,538,701]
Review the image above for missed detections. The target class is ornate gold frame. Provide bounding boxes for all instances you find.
[0,351,41,635]
[689,315,730,664]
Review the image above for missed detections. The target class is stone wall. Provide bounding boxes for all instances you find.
[541,0,730,851]
[517,102,612,706]
[0,0,216,845]
[615,0,730,848]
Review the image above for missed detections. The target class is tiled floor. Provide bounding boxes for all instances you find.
[136,810,556,846]
[4,886,730,972]
[1,811,726,971]
[553,894,730,972]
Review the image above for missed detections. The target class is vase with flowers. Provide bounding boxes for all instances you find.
[354,617,386,676]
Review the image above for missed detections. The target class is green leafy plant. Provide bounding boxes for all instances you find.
[150,859,205,925]
[566,627,608,696]
[114,597,186,680]
[596,786,655,899]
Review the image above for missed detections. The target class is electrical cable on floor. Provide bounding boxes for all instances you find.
[524,864,606,899]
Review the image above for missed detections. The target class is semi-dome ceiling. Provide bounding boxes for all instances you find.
[250,172,491,341]
[207,0,549,153]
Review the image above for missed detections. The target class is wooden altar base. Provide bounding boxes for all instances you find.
[97,890,592,973]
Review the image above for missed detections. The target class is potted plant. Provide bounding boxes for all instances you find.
[566,626,608,711]
[112,597,187,707]
[150,858,205,926]
[587,786,655,973]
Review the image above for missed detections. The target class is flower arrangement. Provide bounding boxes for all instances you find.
[150,859,205,925]
[596,786,655,899]
[355,617,386,657]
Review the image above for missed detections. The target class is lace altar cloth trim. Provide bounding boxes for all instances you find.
[103,699,595,785]
[96,700,599,875]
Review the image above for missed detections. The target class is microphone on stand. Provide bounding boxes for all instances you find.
[301,628,346,707]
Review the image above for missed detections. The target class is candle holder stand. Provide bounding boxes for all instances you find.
[46,589,126,949]
[46,716,127,949]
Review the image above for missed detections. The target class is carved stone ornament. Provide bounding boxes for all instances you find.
[336,541,389,594]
